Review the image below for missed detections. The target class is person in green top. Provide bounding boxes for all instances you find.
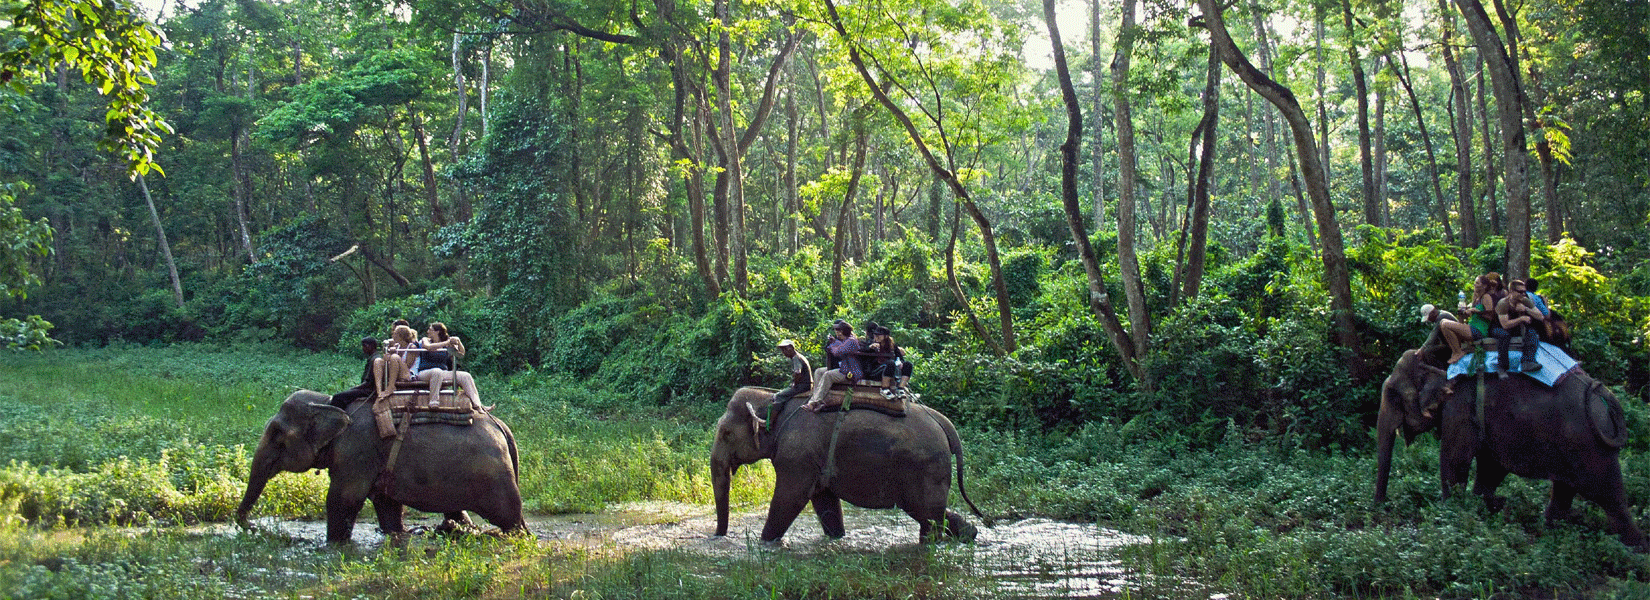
[1434,273,1500,365]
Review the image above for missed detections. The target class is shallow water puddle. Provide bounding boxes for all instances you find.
[233,504,1174,598]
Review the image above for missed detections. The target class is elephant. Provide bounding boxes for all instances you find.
[236,390,528,544]
[711,386,991,543]
[1375,349,1645,549]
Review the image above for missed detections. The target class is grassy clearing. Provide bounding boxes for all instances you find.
[5,345,1650,598]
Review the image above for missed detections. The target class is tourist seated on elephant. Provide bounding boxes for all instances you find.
[374,325,420,399]
[1493,278,1544,377]
[863,326,912,398]
[770,339,812,411]
[381,318,410,350]
[415,321,487,412]
[803,321,862,412]
[1457,273,1502,363]
[823,319,848,371]
[329,337,380,409]
[1524,278,1574,350]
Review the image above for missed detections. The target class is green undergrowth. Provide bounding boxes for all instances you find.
[6,345,1650,598]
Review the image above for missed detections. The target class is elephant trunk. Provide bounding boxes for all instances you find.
[236,449,279,529]
[712,454,732,537]
[1374,404,1400,504]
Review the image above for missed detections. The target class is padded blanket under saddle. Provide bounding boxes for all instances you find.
[814,384,907,416]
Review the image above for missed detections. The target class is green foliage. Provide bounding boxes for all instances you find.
[256,47,431,147]
[1000,247,1047,308]
[0,313,55,350]
[0,0,171,174]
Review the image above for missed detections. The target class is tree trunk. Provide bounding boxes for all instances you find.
[785,92,800,252]
[1199,0,1362,364]
[411,112,446,227]
[1437,0,1478,246]
[1045,0,1139,380]
[832,124,868,306]
[1089,0,1104,228]
[138,175,184,308]
[1343,0,1378,227]
[1113,0,1151,368]
[1314,6,1331,182]
[1183,48,1219,301]
[1375,75,1389,226]
[1455,0,1531,279]
[1249,4,1283,207]
[1476,56,1501,236]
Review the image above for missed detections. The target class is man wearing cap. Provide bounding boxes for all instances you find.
[1421,302,1478,366]
[771,339,812,409]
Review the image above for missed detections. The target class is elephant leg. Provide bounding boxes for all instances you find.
[760,482,811,542]
[372,496,407,535]
[1544,481,1578,525]
[811,490,845,539]
[324,490,369,545]
[470,484,528,535]
[1574,464,1648,550]
[1472,459,1510,512]
[1438,440,1474,500]
[944,509,978,542]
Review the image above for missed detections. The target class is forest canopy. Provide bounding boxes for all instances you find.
[4,0,1649,444]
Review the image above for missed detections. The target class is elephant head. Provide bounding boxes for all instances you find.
[1374,349,1451,503]
[710,388,781,537]
[236,390,351,529]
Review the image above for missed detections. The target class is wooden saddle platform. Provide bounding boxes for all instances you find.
[811,382,909,417]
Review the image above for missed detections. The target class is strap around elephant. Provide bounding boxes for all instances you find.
[1474,373,1487,446]
[820,387,852,486]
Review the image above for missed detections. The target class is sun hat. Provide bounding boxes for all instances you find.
[777,339,795,348]
[1419,304,1436,323]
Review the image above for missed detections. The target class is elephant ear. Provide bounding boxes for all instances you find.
[278,390,352,452]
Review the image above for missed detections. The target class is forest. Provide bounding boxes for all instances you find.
[3,0,1650,596]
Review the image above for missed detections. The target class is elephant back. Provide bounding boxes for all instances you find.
[1583,377,1629,448]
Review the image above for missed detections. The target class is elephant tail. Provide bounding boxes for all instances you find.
[1585,378,1629,449]
[499,415,522,482]
[934,408,994,528]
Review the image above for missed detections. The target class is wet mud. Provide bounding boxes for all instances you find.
[230,502,1159,599]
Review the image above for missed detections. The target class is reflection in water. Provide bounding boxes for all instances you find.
[230,504,1169,599]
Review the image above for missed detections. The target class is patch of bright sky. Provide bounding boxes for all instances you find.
[1022,0,1096,72]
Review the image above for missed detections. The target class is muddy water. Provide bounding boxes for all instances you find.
[230,502,1171,598]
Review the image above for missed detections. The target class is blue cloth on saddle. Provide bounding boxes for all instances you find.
[1447,341,1579,387]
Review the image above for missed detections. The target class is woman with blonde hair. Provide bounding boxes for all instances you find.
[373,324,420,399]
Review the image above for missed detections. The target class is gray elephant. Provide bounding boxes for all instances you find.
[711,386,990,543]
[1375,349,1644,549]
[236,390,528,544]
